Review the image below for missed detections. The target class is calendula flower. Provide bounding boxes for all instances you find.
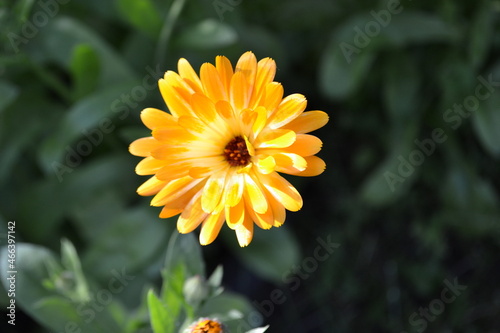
[185,318,224,333]
[130,51,328,246]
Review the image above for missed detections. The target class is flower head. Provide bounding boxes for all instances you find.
[130,51,328,246]
[185,318,224,333]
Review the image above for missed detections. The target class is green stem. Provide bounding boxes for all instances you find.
[155,0,188,69]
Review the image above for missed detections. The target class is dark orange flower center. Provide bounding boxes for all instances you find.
[224,136,251,167]
[191,319,223,333]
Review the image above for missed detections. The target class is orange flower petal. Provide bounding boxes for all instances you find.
[199,209,226,245]
[141,108,177,130]
[215,55,233,96]
[243,173,268,214]
[260,172,303,212]
[281,110,329,134]
[137,176,167,196]
[230,71,250,112]
[177,191,207,233]
[136,156,167,175]
[201,62,227,102]
[178,58,203,93]
[226,197,245,229]
[268,93,307,129]
[249,57,276,108]
[129,137,163,157]
[292,156,326,177]
[235,215,253,247]
[201,170,228,213]
[282,134,323,156]
[256,129,296,148]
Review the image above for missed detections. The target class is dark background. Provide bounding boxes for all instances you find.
[0,0,499,332]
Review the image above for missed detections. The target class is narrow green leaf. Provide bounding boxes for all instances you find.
[148,289,174,333]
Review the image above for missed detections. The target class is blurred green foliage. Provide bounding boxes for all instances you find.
[0,0,499,332]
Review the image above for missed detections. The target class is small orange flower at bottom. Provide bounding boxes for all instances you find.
[187,318,224,333]
[129,51,329,247]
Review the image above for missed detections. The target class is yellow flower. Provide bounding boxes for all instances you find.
[186,318,224,333]
[130,51,328,247]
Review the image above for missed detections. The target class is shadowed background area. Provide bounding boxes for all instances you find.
[0,0,499,332]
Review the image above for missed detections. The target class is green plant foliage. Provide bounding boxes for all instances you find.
[0,0,499,332]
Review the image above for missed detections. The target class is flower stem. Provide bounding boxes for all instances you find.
[155,0,188,69]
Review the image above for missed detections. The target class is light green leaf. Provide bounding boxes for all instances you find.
[148,289,174,333]
[70,44,100,99]
[116,0,163,38]
[176,19,238,50]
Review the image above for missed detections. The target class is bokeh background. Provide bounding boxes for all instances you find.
[1,0,499,332]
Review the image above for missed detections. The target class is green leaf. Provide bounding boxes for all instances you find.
[383,52,421,122]
[70,44,101,99]
[60,239,90,302]
[360,122,420,206]
[82,206,168,279]
[382,12,459,46]
[148,289,174,333]
[116,0,163,38]
[225,227,300,283]
[34,17,136,86]
[472,92,500,157]
[319,34,375,100]
[0,80,19,114]
[161,263,188,330]
[164,233,205,278]
[468,0,494,69]
[37,81,139,175]
[0,243,59,328]
[176,19,238,50]
[12,0,36,23]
